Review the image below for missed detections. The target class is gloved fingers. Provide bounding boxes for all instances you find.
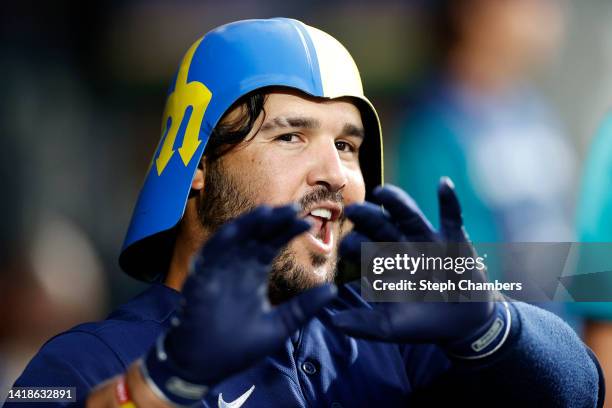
[339,231,371,262]
[254,204,309,242]
[233,205,310,258]
[200,220,241,257]
[234,205,305,242]
[211,205,298,242]
[437,177,468,243]
[199,206,271,256]
[330,308,394,341]
[255,220,311,266]
[201,205,308,260]
[264,217,311,253]
[371,184,437,241]
[344,202,404,242]
[181,256,227,305]
[272,284,338,336]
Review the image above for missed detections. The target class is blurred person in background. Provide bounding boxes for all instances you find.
[573,112,612,407]
[0,5,109,399]
[0,136,106,401]
[0,85,107,406]
[0,223,107,403]
[0,135,29,400]
[394,0,576,314]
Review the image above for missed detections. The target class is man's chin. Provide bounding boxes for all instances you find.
[267,249,336,305]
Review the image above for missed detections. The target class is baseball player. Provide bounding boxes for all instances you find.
[6,18,603,407]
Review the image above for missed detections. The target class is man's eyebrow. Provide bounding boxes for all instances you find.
[342,123,365,139]
[260,116,321,132]
[260,116,365,138]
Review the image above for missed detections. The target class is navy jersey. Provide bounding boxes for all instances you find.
[6,283,604,407]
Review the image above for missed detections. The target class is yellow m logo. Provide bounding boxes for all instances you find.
[155,37,212,176]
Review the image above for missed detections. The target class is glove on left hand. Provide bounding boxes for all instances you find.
[334,179,509,357]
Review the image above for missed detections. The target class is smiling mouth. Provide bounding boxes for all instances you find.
[301,204,342,255]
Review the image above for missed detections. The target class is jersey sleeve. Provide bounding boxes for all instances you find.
[3,330,126,408]
[408,302,603,407]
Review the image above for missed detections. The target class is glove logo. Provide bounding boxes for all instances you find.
[218,385,255,408]
[155,36,212,176]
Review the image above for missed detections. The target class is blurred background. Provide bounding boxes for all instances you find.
[1,0,612,401]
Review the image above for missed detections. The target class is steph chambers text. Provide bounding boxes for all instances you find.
[371,279,523,292]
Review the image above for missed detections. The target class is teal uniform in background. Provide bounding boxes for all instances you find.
[394,108,499,244]
[572,112,612,318]
[394,76,577,321]
[394,77,576,245]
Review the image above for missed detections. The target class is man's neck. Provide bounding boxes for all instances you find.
[165,240,191,291]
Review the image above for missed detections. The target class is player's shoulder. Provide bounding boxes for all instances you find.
[10,283,174,402]
[79,282,180,333]
[64,283,180,363]
[17,283,180,386]
[13,328,123,393]
[334,280,373,310]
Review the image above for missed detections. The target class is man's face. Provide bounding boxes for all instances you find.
[198,90,366,303]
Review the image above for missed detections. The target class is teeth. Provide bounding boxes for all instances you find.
[310,208,332,220]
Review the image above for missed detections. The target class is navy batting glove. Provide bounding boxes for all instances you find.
[335,179,510,360]
[142,205,338,406]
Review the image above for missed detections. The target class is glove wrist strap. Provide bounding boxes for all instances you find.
[141,335,209,407]
[446,301,511,360]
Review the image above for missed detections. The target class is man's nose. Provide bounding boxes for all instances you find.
[306,141,348,192]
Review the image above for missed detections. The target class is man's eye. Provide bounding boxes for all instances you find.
[275,133,300,142]
[335,141,355,152]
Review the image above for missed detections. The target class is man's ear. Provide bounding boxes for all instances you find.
[191,158,206,191]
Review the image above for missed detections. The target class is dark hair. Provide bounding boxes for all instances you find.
[202,91,267,161]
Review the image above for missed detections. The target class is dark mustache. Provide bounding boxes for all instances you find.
[298,187,345,220]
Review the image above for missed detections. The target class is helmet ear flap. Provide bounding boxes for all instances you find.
[119,227,178,283]
[351,98,383,201]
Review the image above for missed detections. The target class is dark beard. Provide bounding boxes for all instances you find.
[267,249,330,305]
[197,159,256,231]
[197,158,342,304]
